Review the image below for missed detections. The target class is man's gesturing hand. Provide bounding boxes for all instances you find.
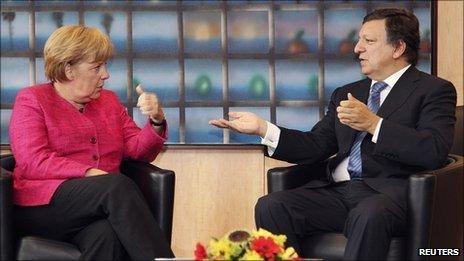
[209,112,268,138]
[136,85,165,123]
[337,93,381,134]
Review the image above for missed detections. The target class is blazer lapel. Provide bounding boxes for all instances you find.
[344,79,371,145]
[377,66,421,118]
[350,78,371,104]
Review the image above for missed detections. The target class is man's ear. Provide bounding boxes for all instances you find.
[393,40,407,59]
[64,63,74,80]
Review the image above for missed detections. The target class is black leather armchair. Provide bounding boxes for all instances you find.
[267,105,464,260]
[267,154,463,260]
[0,154,175,260]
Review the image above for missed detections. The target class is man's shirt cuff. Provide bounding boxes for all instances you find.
[260,121,281,156]
[371,118,383,143]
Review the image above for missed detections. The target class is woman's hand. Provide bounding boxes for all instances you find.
[136,85,165,124]
[85,168,108,177]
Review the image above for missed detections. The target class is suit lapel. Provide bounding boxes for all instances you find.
[377,66,421,118]
[344,79,371,146]
[350,78,371,104]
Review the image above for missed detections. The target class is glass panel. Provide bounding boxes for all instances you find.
[278,0,297,3]
[229,107,270,144]
[132,108,148,128]
[184,11,221,53]
[324,8,365,54]
[84,0,127,7]
[1,57,29,104]
[133,107,179,143]
[132,0,177,6]
[227,0,273,4]
[415,7,432,54]
[35,12,79,52]
[133,12,178,53]
[84,12,127,52]
[185,59,222,101]
[321,0,369,3]
[35,58,48,84]
[163,108,180,143]
[1,110,12,144]
[1,11,29,51]
[133,59,179,102]
[227,0,249,4]
[182,0,221,5]
[371,1,409,9]
[185,107,223,143]
[276,60,318,101]
[276,106,319,131]
[275,10,318,54]
[417,58,431,74]
[106,59,127,102]
[1,1,29,7]
[324,60,364,102]
[34,0,78,6]
[228,11,268,53]
[229,60,269,101]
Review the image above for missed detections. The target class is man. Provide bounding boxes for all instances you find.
[209,8,456,260]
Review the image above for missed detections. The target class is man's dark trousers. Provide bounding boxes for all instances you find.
[255,179,406,260]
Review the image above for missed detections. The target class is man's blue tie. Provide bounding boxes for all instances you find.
[347,81,388,179]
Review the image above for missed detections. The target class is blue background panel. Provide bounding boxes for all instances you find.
[186,107,223,143]
[1,58,30,104]
[133,59,179,102]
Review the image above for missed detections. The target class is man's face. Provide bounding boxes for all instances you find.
[68,60,110,103]
[354,19,398,80]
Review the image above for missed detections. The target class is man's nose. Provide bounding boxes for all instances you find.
[354,41,363,54]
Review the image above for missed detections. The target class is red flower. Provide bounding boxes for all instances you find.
[250,236,282,260]
[194,242,208,261]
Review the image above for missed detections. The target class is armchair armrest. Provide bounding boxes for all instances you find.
[120,160,175,245]
[267,160,328,193]
[0,170,13,261]
[406,154,463,260]
[1,154,14,261]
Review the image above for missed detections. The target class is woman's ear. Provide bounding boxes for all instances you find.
[64,63,74,80]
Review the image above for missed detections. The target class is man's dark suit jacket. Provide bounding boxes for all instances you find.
[271,66,457,209]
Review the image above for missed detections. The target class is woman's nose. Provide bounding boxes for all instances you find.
[101,65,110,80]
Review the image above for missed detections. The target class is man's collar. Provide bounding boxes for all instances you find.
[370,64,412,88]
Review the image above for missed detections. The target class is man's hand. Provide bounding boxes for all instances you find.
[85,168,108,177]
[337,93,381,134]
[209,112,268,138]
[136,85,165,123]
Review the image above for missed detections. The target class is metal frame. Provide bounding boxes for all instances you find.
[0,0,433,147]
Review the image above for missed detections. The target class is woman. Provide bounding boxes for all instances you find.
[9,25,174,260]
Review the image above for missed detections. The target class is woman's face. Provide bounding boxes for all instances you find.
[67,60,110,103]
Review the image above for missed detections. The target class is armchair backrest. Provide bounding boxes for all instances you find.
[0,154,175,250]
[1,155,15,172]
[451,105,463,156]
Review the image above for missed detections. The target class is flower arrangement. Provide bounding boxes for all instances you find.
[194,228,301,261]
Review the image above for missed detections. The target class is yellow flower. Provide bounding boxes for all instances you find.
[251,228,287,248]
[195,229,300,260]
[281,247,299,259]
[208,237,242,260]
[242,250,264,260]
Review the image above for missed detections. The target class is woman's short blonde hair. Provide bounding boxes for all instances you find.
[44,25,113,82]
